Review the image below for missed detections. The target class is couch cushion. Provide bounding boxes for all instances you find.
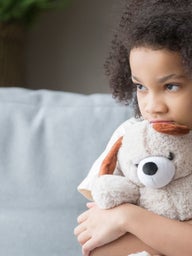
[0,88,133,256]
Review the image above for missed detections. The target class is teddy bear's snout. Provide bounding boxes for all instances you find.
[137,156,175,188]
[143,162,158,176]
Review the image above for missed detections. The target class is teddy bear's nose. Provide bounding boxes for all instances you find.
[143,162,158,175]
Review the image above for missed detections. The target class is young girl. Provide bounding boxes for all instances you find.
[74,1,192,255]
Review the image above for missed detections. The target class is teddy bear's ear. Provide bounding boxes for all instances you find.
[152,122,190,135]
[99,136,123,176]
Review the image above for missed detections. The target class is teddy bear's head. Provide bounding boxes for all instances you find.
[100,120,192,189]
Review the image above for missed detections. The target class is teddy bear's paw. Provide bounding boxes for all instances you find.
[92,175,139,209]
[91,175,122,209]
[128,251,151,256]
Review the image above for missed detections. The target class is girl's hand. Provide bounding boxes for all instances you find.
[74,202,127,256]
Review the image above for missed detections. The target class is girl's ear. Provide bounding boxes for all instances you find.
[99,136,123,176]
[152,122,190,135]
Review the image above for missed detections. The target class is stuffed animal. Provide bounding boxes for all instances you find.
[91,120,192,256]
[91,120,192,221]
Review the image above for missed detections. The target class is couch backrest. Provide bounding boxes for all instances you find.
[0,88,133,256]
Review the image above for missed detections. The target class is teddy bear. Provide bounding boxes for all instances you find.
[91,121,192,221]
[90,120,192,256]
[91,120,192,219]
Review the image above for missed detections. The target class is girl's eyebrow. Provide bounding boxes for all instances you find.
[131,74,185,83]
[157,74,185,83]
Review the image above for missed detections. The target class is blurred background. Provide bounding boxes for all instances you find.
[0,0,123,94]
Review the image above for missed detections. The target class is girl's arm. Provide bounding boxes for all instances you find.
[90,233,161,256]
[74,202,192,256]
[122,204,192,256]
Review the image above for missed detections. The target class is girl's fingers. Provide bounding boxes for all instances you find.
[82,236,100,256]
[77,203,96,225]
[77,211,88,224]
[77,229,91,246]
[74,222,86,236]
[86,202,96,208]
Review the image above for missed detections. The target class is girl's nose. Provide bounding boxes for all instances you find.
[145,94,168,115]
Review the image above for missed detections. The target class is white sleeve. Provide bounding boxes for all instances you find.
[78,117,138,200]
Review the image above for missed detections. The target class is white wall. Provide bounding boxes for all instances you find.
[26,0,122,94]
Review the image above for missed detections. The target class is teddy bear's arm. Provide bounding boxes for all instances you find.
[91,175,139,209]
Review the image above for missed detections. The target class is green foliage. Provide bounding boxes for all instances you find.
[0,0,70,25]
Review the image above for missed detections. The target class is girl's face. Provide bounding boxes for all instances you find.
[129,47,192,129]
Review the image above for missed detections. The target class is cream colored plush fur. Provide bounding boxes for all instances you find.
[92,120,192,220]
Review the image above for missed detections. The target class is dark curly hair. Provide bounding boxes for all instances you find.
[105,0,192,116]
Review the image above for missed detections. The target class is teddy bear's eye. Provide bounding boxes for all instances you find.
[137,156,175,189]
[168,152,174,160]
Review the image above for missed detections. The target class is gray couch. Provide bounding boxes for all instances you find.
[0,87,133,256]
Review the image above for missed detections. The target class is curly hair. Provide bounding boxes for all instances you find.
[105,0,192,116]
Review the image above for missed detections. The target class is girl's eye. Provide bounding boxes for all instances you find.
[166,83,180,91]
[134,83,147,91]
